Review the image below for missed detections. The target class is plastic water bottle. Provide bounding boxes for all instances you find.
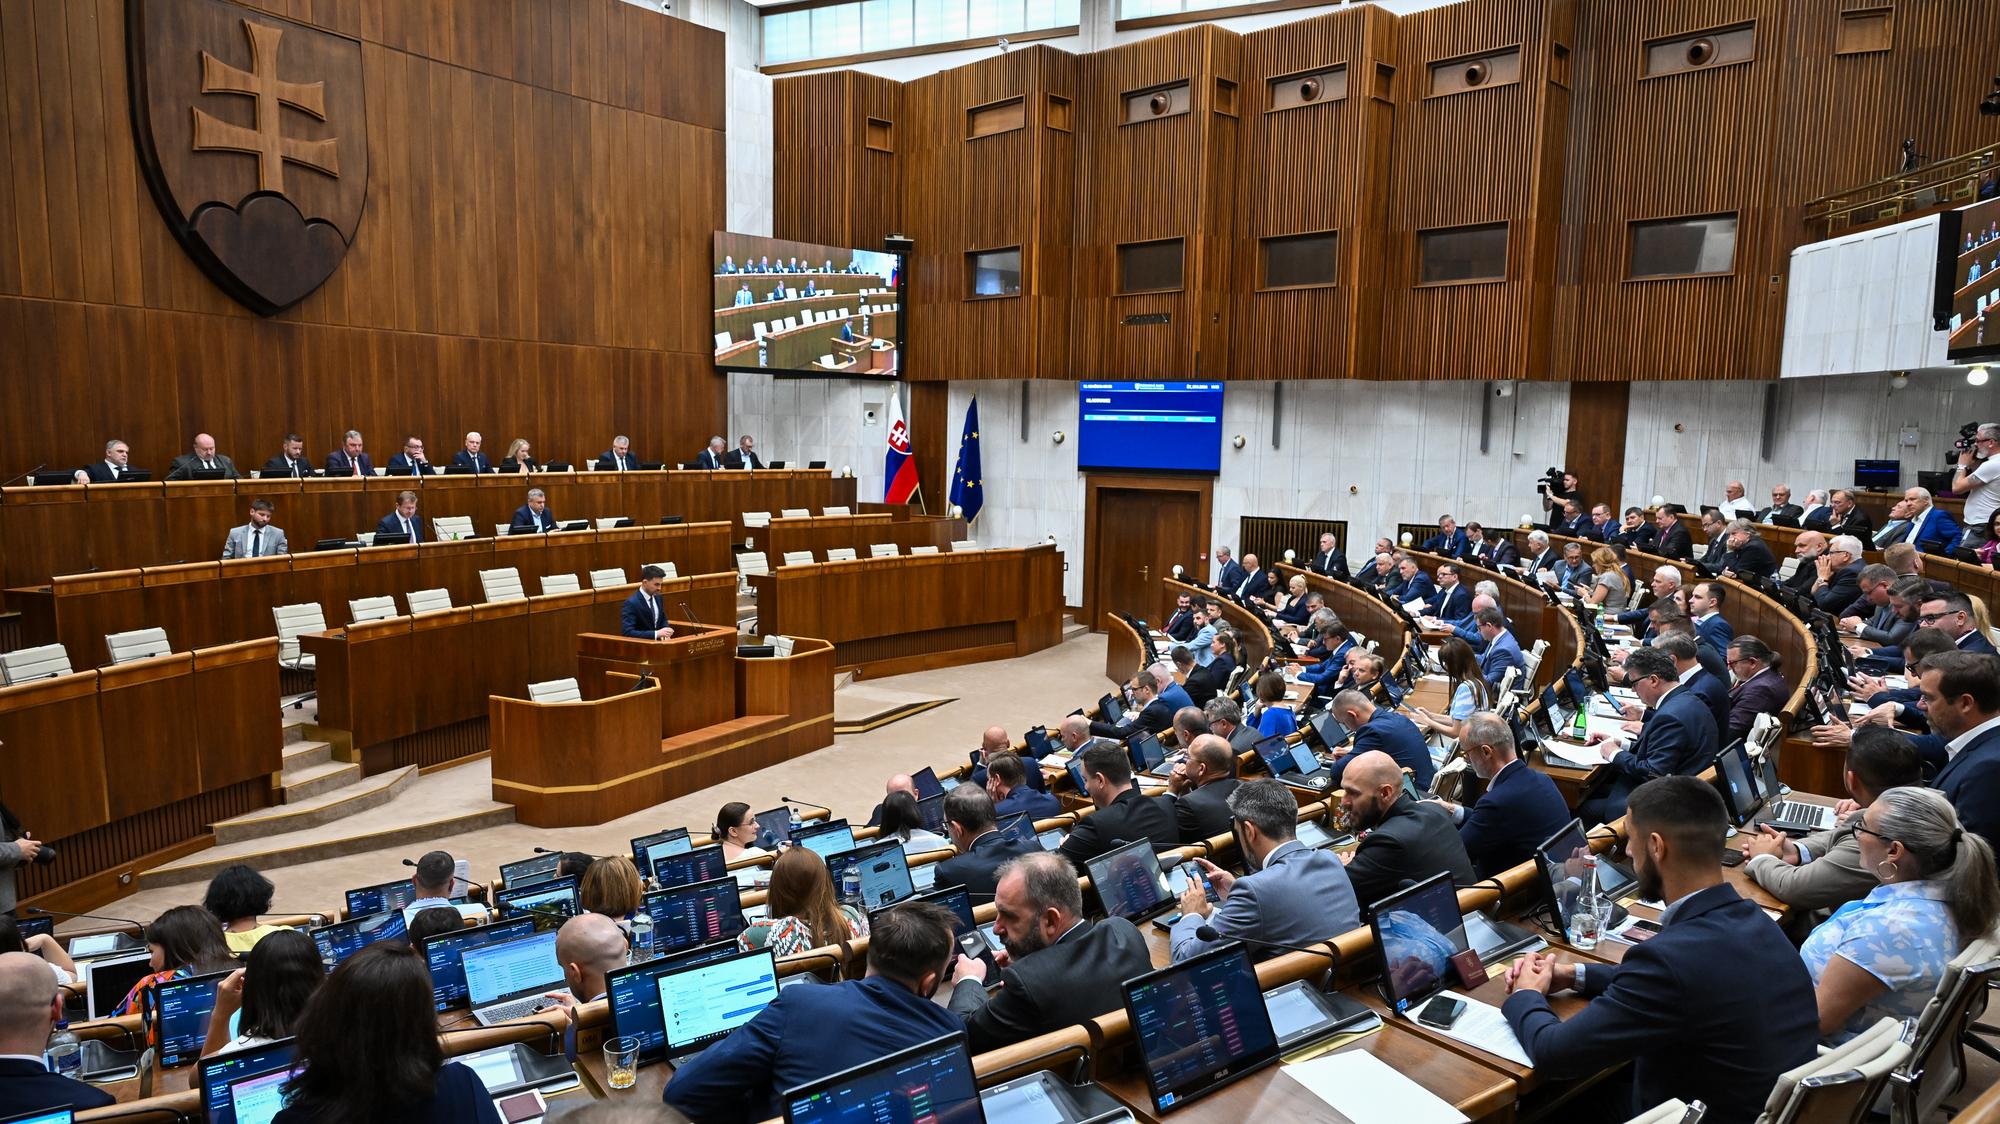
[788,806,805,844]
[1572,705,1589,741]
[629,911,656,963]
[46,1020,80,1079]
[841,861,862,905]
[1569,855,1607,950]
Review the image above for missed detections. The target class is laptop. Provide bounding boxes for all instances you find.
[1368,872,1469,1015]
[1752,745,1834,832]
[631,828,694,875]
[608,940,750,1066]
[66,930,143,959]
[14,915,52,941]
[1096,693,1126,726]
[753,806,796,849]
[492,876,579,927]
[222,1066,296,1124]
[197,1037,297,1124]
[1252,733,1334,791]
[914,792,948,836]
[656,948,781,1064]
[1082,838,1175,924]
[453,1041,584,1098]
[144,967,232,1067]
[652,843,729,889]
[641,877,749,953]
[0,1109,73,1124]
[308,910,408,970]
[81,949,154,1020]
[460,930,569,1026]
[1712,741,1764,829]
[419,917,538,1011]
[826,840,916,911]
[499,852,562,889]
[1064,757,1090,792]
[1293,816,1351,851]
[783,1033,985,1124]
[370,531,410,546]
[1535,819,1636,933]
[1121,946,1282,1113]
[342,877,419,918]
[995,812,1041,849]
[911,766,945,800]
[792,819,856,861]
[1128,731,1172,776]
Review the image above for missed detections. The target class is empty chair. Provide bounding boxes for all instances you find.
[431,515,474,540]
[492,523,512,538]
[819,354,838,367]
[753,321,768,340]
[405,588,453,615]
[480,567,526,603]
[589,567,628,590]
[782,550,815,567]
[1778,556,1801,581]
[1889,936,2000,1122]
[539,573,582,596]
[950,539,979,551]
[826,547,858,562]
[714,331,732,350]
[869,543,899,558]
[743,512,772,529]
[1760,1016,1907,1124]
[0,643,73,685]
[271,604,327,709]
[348,596,397,624]
[780,508,811,518]
[737,552,770,579]
[646,562,679,579]
[822,506,851,516]
[910,545,940,555]
[1622,1101,1701,1124]
[527,678,583,703]
[105,628,171,665]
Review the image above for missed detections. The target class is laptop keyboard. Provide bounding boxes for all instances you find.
[477,994,555,1025]
[1769,800,1835,828]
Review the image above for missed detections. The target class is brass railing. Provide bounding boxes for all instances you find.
[1804,143,2000,241]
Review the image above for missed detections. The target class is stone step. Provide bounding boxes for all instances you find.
[139,803,517,890]
[210,766,420,845]
[280,759,361,803]
[281,739,333,771]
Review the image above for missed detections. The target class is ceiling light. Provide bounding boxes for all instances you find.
[1970,366,1990,387]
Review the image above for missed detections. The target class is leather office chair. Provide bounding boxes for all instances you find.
[0,642,72,684]
[348,595,397,624]
[104,627,170,665]
[1758,1016,1909,1124]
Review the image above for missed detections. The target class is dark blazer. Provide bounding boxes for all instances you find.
[1693,613,1735,654]
[261,454,311,478]
[1274,596,1314,626]
[935,829,1042,900]
[597,449,644,470]
[1386,572,1436,605]
[1754,503,1803,524]
[1580,685,1720,827]
[1928,723,2000,846]
[450,450,492,473]
[1685,669,1733,745]
[1559,513,1597,539]
[1182,659,1231,709]
[0,1056,116,1116]
[80,461,139,482]
[1727,667,1790,743]
[948,917,1152,1054]
[1311,549,1348,577]
[1458,758,1571,879]
[167,452,240,480]
[1163,777,1240,844]
[1609,523,1658,552]
[1059,787,1180,870]
[1721,537,1779,579]
[724,448,766,470]
[663,976,964,1124]
[993,786,1061,823]
[498,457,539,474]
[1826,507,1874,541]
[696,448,727,469]
[1233,568,1273,602]
[1421,529,1468,559]
[1960,629,1999,656]
[374,512,427,542]
[1163,607,1197,641]
[324,450,374,476]
[511,504,557,530]
[1698,536,1728,568]
[1215,559,1247,591]
[1482,538,1521,568]
[1654,523,1694,560]
[1343,796,1475,915]
[1089,696,1175,741]
[1525,547,1560,573]
[1329,708,1437,789]
[387,453,435,476]
[621,588,668,639]
[275,1061,500,1124]
[1504,883,1817,1124]
[1427,583,1471,621]
[1810,560,1864,611]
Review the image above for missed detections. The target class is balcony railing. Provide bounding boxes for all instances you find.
[1804,143,2000,241]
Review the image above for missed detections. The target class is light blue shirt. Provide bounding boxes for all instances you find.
[1800,879,1957,1043]
[1185,623,1217,666]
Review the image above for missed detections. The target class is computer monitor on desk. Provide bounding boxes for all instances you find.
[1121,946,1281,1114]
[781,1033,982,1124]
[1855,459,1901,490]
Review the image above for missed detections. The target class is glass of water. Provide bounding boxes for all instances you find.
[604,1036,641,1091]
[1566,898,1612,951]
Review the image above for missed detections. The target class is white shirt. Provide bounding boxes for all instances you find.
[1966,457,2000,526]
[1946,713,2000,762]
[1716,498,1753,520]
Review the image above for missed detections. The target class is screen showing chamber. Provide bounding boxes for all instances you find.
[309,911,407,970]
[714,232,901,379]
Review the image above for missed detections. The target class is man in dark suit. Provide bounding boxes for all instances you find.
[1578,648,1720,828]
[1437,713,1571,878]
[1203,697,1262,755]
[1421,516,1468,559]
[664,904,967,1124]
[451,432,492,473]
[1607,507,1657,552]
[324,430,374,477]
[1753,484,1804,525]
[1556,499,1595,539]
[1802,534,1864,610]
[1689,582,1735,655]
[1354,550,1397,592]
[1088,667,1175,741]
[1384,558,1435,605]
[1230,553,1272,602]
[512,488,558,531]
[166,433,240,480]
[75,438,139,482]
[1656,634,1731,740]
[1503,776,1817,1124]
[948,852,1151,1052]
[1309,531,1348,578]
[1325,689,1436,790]
[696,436,728,470]
[1795,490,1833,530]
[936,786,1041,900]
[1522,530,1559,573]
[1718,519,1778,580]
[1059,743,1180,870]
[1921,591,2000,656]
[1467,523,1520,569]
[1213,547,1246,593]
[1162,592,1198,642]
[723,435,765,470]
[1911,651,2000,846]
[387,435,436,476]
[1158,735,1239,844]
[1696,511,1729,568]
[1652,507,1694,560]
[1725,637,1790,743]
[374,491,426,543]
[262,433,312,478]
[620,565,675,640]
[1426,563,1472,621]
[987,752,1059,822]
[0,951,116,1115]
[1581,503,1618,543]
[1337,751,1475,914]
[1823,488,1874,541]
[597,436,641,471]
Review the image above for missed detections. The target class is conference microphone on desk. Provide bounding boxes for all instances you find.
[28,906,144,930]
[781,796,832,817]
[1,464,46,488]
[678,600,701,626]
[1192,925,1342,970]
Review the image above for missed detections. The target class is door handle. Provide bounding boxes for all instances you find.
[1140,565,1150,582]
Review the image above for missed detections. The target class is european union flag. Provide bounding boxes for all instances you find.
[949,397,983,524]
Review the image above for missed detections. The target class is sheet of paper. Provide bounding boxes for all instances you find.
[1541,742,1606,770]
[1400,991,1532,1068]
[1281,1049,1469,1124]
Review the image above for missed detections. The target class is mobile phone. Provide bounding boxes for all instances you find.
[1416,995,1465,1029]
[1720,848,1744,867]
[1182,862,1219,904]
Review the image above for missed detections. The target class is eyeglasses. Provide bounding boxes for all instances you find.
[1850,822,1894,846]
[1917,611,1963,623]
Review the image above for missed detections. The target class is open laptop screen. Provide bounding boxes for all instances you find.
[1368,871,1468,1011]
[781,1033,981,1124]
[342,878,418,918]
[499,853,561,889]
[1083,838,1170,922]
[608,941,747,1064]
[461,930,563,1009]
[660,948,780,1055]
[826,841,915,912]
[793,820,855,862]
[420,917,538,1011]
[198,1037,298,1124]
[631,829,694,876]
[1713,742,1761,827]
[147,968,232,1068]
[83,951,154,1020]
[309,910,407,971]
[1122,945,1280,1113]
[911,766,945,800]
[493,877,579,926]
[642,877,748,953]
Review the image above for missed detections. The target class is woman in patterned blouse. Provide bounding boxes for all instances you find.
[738,846,867,958]
[1798,787,1999,1043]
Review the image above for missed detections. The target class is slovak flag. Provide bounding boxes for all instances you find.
[884,393,920,503]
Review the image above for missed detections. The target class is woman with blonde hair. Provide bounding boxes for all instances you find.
[738,847,866,957]
[499,438,537,473]
[1581,544,1629,611]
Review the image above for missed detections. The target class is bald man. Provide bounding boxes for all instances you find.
[1785,530,1829,594]
[865,774,918,828]
[166,432,239,479]
[1158,734,1239,844]
[1336,751,1473,915]
[966,725,1013,786]
[0,951,115,1113]
[543,913,629,1017]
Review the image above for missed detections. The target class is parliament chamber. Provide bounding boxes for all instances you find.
[3,0,2000,1120]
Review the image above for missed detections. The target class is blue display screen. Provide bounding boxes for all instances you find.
[1078,382,1225,473]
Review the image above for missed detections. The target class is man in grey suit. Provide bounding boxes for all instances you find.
[166,433,240,480]
[1169,779,1361,961]
[1203,697,1260,754]
[1741,726,1921,921]
[220,499,288,559]
[0,786,44,917]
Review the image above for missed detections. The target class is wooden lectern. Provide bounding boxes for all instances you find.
[575,624,737,739]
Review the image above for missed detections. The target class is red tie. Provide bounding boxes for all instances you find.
[350,457,360,477]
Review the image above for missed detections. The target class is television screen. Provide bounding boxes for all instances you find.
[713,232,901,378]
[1946,196,2000,362]
[1077,382,1225,474]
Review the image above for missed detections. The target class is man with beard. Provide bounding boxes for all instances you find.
[946,852,1151,1053]
[1503,776,1817,1123]
[1428,712,1570,878]
[1336,751,1473,915]
[1168,779,1359,961]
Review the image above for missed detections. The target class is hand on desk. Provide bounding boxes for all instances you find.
[1740,826,1796,864]
[1810,722,1854,749]
[1848,672,1886,697]
[1504,951,1573,996]
[653,626,675,640]
[952,954,987,986]
[540,992,580,1025]
[1832,798,1862,817]
[1839,616,1864,635]
[1583,732,1623,759]
[1620,702,1643,721]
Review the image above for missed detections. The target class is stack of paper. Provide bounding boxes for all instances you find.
[1282,1051,1469,1124]
[1401,992,1532,1068]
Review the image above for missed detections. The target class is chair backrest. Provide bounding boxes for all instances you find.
[589,567,628,590]
[743,511,772,528]
[348,596,398,624]
[539,573,582,596]
[822,506,851,516]
[526,678,583,703]
[869,543,900,557]
[950,539,979,551]
[432,515,474,540]
[910,545,940,555]
[753,321,768,340]
[647,561,679,579]
[782,551,816,567]
[1763,1016,1908,1124]
[270,604,327,663]
[105,628,171,665]
[826,547,859,562]
[738,552,770,576]
[714,331,732,349]
[405,587,453,615]
[0,643,73,685]
[1892,937,2000,1122]
[480,568,526,603]
[780,508,811,518]
[1779,556,1801,580]
[1622,1099,1698,1124]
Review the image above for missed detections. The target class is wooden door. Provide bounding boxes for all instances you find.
[1087,487,1203,633]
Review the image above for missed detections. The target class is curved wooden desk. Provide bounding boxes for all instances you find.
[1163,578,1272,670]
[1403,550,1582,696]
[1273,564,1414,676]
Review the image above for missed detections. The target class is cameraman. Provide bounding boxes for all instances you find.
[1538,469,1580,525]
[1952,423,2000,553]
[0,799,43,920]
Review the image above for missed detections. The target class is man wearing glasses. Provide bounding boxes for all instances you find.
[1952,422,2000,552]
[1917,592,1999,656]
[1575,647,1719,828]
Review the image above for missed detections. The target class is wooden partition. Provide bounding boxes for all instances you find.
[10,522,733,663]
[1404,551,1580,696]
[0,639,281,910]
[757,513,962,562]
[1163,578,1271,671]
[748,547,1063,677]
[1273,565,1409,674]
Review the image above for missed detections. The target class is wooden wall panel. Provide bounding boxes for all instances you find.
[773,71,903,250]
[0,0,726,474]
